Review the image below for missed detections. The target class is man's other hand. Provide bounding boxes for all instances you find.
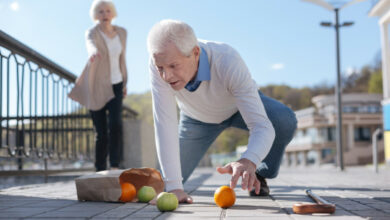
[169,189,193,203]
[216,158,260,195]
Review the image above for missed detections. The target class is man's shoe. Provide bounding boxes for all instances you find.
[249,175,270,196]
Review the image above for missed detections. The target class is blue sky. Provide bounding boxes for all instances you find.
[0,0,381,94]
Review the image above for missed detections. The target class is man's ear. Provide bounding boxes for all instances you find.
[193,46,200,57]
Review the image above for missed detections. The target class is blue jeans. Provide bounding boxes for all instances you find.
[179,91,297,183]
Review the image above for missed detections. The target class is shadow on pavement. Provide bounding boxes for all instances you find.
[270,185,390,193]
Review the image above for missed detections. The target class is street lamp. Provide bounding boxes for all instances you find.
[302,0,366,171]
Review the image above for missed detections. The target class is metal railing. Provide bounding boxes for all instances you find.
[0,30,136,172]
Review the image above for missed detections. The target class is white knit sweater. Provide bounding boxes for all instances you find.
[150,40,275,191]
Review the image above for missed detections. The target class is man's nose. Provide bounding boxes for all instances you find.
[162,70,174,81]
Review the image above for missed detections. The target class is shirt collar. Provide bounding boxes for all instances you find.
[184,47,210,91]
[195,47,211,81]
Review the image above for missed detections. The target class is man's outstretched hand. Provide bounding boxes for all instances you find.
[149,189,193,205]
[216,158,260,194]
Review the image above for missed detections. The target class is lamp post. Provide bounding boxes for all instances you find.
[302,0,365,170]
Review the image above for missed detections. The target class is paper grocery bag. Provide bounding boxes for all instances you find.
[75,167,164,202]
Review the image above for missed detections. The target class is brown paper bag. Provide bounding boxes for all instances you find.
[75,167,164,202]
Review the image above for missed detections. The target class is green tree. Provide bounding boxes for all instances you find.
[299,87,312,109]
[368,71,383,94]
[123,91,154,125]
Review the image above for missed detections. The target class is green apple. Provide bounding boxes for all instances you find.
[137,186,156,203]
[156,192,178,212]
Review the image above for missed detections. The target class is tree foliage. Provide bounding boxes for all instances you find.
[368,71,383,94]
[123,92,154,125]
[258,84,333,111]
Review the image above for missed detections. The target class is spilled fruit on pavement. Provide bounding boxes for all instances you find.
[137,186,156,202]
[119,182,136,202]
[156,192,178,211]
[214,185,236,208]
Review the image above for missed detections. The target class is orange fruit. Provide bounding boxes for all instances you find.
[214,185,236,208]
[119,182,136,202]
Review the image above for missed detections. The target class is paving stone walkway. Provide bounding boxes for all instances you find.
[0,165,389,219]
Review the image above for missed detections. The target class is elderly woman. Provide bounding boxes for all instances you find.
[69,0,127,171]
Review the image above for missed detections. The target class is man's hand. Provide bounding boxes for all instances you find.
[216,158,260,194]
[169,189,193,203]
[148,189,193,205]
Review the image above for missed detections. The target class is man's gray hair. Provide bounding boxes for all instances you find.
[147,19,198,57]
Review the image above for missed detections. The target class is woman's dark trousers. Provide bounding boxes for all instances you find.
[90,82,123,171]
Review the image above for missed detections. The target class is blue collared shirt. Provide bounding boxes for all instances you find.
[185,48,211,92]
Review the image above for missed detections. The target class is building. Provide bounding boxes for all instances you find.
[286,93,383,166]
[369,0,390,166]
[369,0,390,164]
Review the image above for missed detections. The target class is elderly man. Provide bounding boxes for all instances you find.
[147,19,297,203]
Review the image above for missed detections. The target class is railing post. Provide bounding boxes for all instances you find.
[372,128,382,173]
[44,158,48,183]
[17,129,24,170]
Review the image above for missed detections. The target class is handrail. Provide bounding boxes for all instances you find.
[0,30,76,82]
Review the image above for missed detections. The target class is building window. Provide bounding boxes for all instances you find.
[343,106,356,113]
[321,148,334,160]
[357,106,368,113]
[327,127,336,141]
[307,128,320,143]
[343,105,381,113]
[367,105,381,113]
[354,127,371,141]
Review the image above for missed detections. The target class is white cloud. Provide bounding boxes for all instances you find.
[10,2,19,11]
[345,66,356,76]
[271,63,285,70]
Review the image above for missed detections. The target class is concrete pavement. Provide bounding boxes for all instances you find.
[0,165,389,219]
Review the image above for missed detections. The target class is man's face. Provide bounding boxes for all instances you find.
[153,42,200,91]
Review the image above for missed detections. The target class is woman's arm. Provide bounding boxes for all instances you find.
[85,29,100,62]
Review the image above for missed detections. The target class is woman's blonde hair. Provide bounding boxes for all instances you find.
[89,0,117,22]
